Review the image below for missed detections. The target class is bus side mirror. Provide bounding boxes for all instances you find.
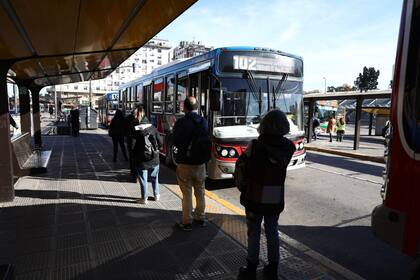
[210,89,221,111]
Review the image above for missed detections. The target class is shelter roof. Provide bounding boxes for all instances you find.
[0,0,196,87]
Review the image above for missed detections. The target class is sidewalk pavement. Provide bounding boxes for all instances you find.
[306,135,385,163]
[1,130,361,280]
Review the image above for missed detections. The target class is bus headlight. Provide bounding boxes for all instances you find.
[215,144,239,158]
[221,149,228,157]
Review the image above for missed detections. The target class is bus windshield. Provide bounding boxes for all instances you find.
[215,77,303,132]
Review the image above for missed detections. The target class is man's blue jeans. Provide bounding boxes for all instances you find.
[246,210,280,265]
[136,165,159,199]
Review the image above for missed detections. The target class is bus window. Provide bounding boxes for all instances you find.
[136,85,143,104]
[165,76,175,113]
[152,78,164,112]
[403,5,420,153]
[200,72,209,118]
[176,75,187,113]
[189,73,199,98]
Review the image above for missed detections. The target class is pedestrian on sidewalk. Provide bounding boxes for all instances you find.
[109,109,128,162]
[131,105,161,204]
[312,116,320,141]
[234,109,296,280]
[125,109,136,178]
[70,105,80,137]
[173,96,211,231]
[336,117,345,142]
[327,115,336,142]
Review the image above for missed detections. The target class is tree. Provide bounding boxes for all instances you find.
[354,66,380,92]
[327,86,336,92]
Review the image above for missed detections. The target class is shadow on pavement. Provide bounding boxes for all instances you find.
[0,202,245,279]
[306,152,383,177]
[280,224,415,280]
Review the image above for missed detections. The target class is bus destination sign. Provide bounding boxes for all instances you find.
[232,55,296,74]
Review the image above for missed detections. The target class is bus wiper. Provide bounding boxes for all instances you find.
[245,70,262,115]
[273,73,288,109]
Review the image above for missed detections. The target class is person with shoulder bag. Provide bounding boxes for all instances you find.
[235,109,296,280]
[173,96,211,231]
[131,105,162,204]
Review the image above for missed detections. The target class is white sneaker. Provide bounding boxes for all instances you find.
[136,198,148,204]
[154,194,160,201]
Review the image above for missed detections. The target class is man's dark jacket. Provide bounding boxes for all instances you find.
[173,112,209,165]
[132,116,162,170]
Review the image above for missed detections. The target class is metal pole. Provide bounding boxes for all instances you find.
[354,97,362,150]
[307,99,314,143]
[368,113,373,136]
[31,87,42,147]
[323,77,327,93]
[54,85,57,120]
[0,64,14,202]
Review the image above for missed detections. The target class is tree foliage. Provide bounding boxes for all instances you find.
[354,66,380,92]
[327,83,357,92]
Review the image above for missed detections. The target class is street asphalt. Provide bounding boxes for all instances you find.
[204,151,415,280]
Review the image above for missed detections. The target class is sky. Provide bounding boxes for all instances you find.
[157,0,403,91]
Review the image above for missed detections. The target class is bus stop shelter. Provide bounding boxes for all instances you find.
[0,0,197,203]
[304,90,391,150]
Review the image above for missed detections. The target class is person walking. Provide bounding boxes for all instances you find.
[336,117,345,142]
[49,106,54,118]
[70,106,80,137]
[326,115,336,142]
[312,116,320,141]
[173,96,211,231]
[234,109,296,280]
[109,109,128,162]
[131,105,161,204]
[125,109,136,178]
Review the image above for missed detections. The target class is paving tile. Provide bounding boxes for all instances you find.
[56,232,88,250]
[55,246,91,267]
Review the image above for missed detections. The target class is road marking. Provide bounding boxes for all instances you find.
[203,189,366,280]
[306,164,382,185]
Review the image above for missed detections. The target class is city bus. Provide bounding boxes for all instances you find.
[372,0,420,275]
[119,47,306,180]
[98,92,119,127]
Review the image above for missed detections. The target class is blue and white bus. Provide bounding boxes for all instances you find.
[119,47,306,179]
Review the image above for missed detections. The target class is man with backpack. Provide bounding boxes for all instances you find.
[173,96,211,231]
[132,105,161,204]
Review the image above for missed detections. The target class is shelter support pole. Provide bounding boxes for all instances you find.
[30,87,42,147]
[306,99,314,143]
[368,113,373,136]
[354,97,362,150]
[0,64,14,202]
[18,86,31,135]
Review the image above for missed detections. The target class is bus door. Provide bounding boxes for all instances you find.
[143,84,152,118]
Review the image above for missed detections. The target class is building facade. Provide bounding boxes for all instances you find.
[172,40,213,60]
[49,37,171,109]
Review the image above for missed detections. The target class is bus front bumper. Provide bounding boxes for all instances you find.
[208,152,306,180]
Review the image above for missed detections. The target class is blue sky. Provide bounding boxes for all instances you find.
[158,0,403,91]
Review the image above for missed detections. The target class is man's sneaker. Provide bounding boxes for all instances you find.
[154,194,160,201]
[136,198,148,204]
[177,222,192,231]
[193,218,208,227]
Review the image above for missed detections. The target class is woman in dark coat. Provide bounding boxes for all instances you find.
[236,110,296,280]
[109,110,128,162]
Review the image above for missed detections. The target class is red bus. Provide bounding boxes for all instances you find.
[372,0,420,275]
[118,47,306,179]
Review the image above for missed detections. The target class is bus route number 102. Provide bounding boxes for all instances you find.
[233,55,257,71]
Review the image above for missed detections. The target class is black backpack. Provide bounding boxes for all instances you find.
[143,133,158,161]
[184,117,211,164]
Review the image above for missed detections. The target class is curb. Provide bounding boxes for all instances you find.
[305,146,385,163]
